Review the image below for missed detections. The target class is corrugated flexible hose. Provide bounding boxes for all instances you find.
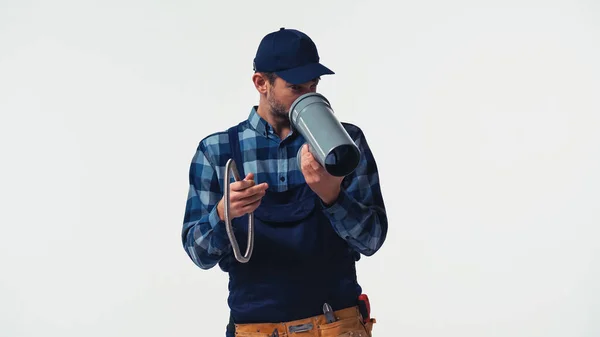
[223,158,254,263]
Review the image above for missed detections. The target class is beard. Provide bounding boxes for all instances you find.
[267,88,289,121]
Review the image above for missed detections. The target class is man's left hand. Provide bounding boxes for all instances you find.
[300,144,344,206]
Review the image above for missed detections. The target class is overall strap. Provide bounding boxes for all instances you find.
[225,122,245,337]
[227,123,245,177]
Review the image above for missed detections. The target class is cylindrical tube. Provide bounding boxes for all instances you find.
[289,93,360,177]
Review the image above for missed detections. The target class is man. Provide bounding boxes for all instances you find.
[181,27,388,337]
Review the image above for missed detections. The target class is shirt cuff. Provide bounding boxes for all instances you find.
[208,205,224,229]
[321,188,353,222]
[207,205,231,253]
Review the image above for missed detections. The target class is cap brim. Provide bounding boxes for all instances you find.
[275,62,335,85]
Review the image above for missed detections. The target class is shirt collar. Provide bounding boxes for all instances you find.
[247,106,297,140]
[247,106,270,137]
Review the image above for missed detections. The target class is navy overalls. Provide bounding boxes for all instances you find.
[222,124,362,336]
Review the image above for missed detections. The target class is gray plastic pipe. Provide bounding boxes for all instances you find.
[289,93,361,177]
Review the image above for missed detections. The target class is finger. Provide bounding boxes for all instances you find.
[301,152,315,174]
[242,182,269,198]
[302,150,323,174]
[229,172,256,191]
[240,199,262,214]
[309,157,322,172]
[301,144,318,169]
[230,178,255,191]
[236,190,266,208]
[233,184,268,210]
[231,182,268,202]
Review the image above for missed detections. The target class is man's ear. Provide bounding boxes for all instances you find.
[252,73,269,95]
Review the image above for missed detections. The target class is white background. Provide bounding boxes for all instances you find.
[1,0,599,336]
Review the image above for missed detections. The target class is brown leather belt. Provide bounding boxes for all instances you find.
[234,305,372,336]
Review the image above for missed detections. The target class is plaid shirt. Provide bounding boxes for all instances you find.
[181,107,388,270]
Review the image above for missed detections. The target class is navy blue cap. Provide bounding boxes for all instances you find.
[253,27,334,85]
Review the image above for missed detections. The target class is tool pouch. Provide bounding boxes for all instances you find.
[319,316,371,337]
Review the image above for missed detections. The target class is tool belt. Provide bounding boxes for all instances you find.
[233,305,376,337]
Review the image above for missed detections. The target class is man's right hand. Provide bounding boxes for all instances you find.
[217,172,269,221]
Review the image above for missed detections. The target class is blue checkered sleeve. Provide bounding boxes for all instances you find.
[181,134,232,270]
[320,124,388,256]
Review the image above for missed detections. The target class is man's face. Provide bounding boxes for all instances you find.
[266,76,320,119]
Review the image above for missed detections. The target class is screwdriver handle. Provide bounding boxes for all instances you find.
[358,294,371,323]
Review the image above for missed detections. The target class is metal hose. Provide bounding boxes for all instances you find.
[223,158,254,263]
